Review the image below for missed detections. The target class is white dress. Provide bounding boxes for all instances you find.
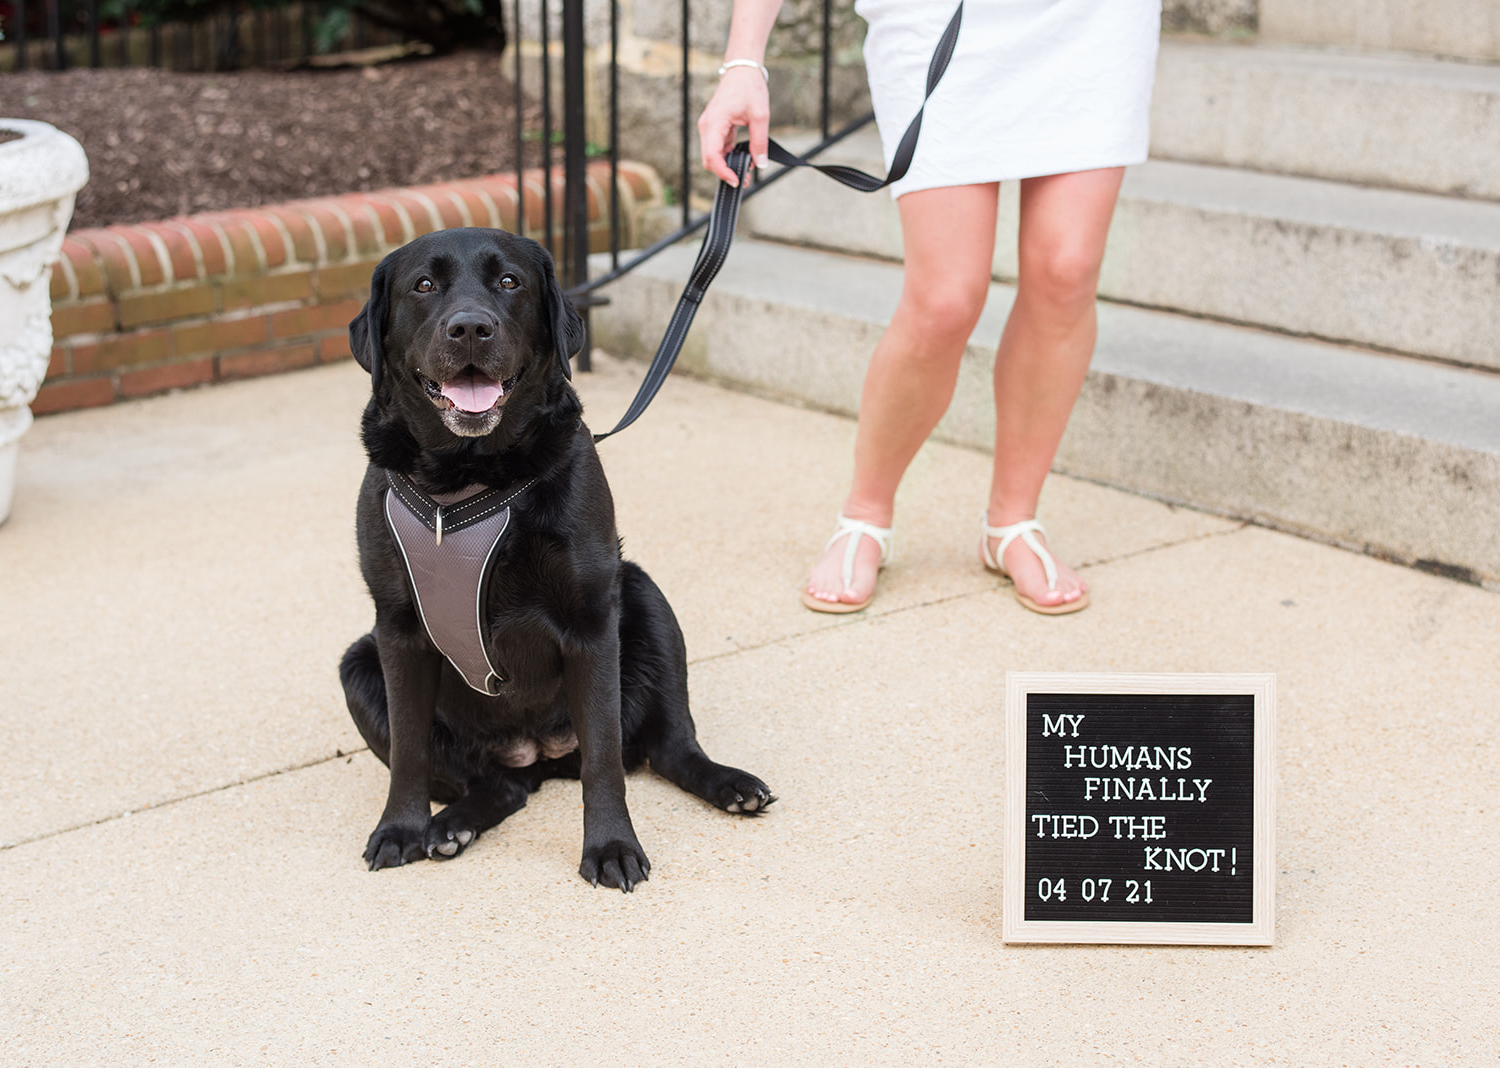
[855,0,1162,198]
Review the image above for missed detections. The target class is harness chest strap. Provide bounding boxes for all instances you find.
[382,471,534,695]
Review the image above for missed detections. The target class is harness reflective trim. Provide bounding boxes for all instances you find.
[382,472,533,696]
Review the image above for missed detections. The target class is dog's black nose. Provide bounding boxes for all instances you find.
[446,311,496,342]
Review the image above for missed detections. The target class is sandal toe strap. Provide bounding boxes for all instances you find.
[981,517,1058,592]
[826,513,894,592]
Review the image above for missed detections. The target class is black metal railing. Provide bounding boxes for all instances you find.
[0,0,868,372]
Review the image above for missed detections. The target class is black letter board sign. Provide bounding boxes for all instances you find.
[1003,673,1275,945]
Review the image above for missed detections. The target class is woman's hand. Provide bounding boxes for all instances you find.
[698,66,773,187]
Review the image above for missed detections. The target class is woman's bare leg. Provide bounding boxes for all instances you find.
[805,183,999,607]
[984,167,1125,609]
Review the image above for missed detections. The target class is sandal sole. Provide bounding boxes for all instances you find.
[1015,589,1090,616]
[800,589,872,614]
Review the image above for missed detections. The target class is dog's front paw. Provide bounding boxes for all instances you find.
[364,820,430,871]
[710,768,777,815]
[579,838,651,892]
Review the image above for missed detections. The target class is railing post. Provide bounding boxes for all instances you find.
[540,0,553,248]
[608,0,619,270]
[14,0,29,70]
[86,0,100,68]
[563,0,591,371]
[513,0,525,239]
[821,0,832,138]
[48,0,64,70]
[679,0,689,231]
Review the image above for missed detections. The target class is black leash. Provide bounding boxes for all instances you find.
[592,1,964,443]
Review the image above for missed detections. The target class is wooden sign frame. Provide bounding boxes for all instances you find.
[1003,672,1275,945]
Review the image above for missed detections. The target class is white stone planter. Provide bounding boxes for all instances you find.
[0,119,89,525]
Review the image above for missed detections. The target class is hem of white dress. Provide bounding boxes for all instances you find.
[888,147,1150,200]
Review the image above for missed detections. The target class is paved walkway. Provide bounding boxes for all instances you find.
[1,355,1495,1065]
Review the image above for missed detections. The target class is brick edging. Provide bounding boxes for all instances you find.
[37,160,665,416]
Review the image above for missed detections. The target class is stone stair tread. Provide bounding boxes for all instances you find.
[1162,36,1500,92]
[774,125,1500,249]
[631,237,1500,455]
[1093,293,1500,453]
[1126,159,1500,248]
[747,127,1500,371]
[1154,37,1500,200]
[1258,0,1500,65]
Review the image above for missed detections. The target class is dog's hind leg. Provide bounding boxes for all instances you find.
[618,568,775,815]
[340,633,394,764]
[636,688,776,815]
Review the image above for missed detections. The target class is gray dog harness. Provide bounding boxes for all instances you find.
[383,470,534,695]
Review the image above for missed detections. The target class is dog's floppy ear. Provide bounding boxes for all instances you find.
[540,253,586,381]
[349,259,390,398]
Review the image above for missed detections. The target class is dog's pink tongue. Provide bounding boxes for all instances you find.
[440,372,503,413]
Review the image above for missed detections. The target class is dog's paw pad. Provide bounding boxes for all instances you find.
[424,820,479,861]
[713,772,776,817]
[426,834,473,860]
[729,789,774,813]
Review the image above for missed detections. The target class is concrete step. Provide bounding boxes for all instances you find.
[590,238,1500,587]
[1260,0,1500,64]
[1153,39,1500,200]
[740,127,1500,372]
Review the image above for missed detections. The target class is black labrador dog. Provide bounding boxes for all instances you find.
[340,227,772,891]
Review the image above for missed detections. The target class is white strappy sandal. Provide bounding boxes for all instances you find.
[981,515,1089,616]
[802,513,894,614]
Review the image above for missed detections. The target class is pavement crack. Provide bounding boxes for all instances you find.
[1079,520,1252,570]
[687,589,980,667]
[0,747,371,852]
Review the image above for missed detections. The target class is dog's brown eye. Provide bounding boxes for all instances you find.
[499,274,519,291]
[415,278,435,293]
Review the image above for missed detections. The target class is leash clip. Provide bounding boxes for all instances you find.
[435,505,444,546]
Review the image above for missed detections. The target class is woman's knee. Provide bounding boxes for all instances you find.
[899,272,990,341]
[1014,169,1122,312]
[1018,240,1105,312]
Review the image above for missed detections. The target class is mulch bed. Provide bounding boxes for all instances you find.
[0,52,548,230]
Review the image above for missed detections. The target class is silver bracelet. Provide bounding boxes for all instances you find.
[717,58,769,83]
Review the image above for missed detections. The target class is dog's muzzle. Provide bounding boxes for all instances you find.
[421,368,521,415]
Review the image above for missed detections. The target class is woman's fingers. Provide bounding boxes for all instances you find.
[697,70,772,186]
[699,122,742,185]
[748,128,770,171]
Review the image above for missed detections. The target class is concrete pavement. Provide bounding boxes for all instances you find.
[1,355,1496,1065]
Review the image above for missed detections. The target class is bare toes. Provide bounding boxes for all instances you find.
[806,533,882,604]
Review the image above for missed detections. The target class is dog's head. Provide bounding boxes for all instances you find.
[349,228,586,440]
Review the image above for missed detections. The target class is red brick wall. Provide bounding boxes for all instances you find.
[37,160,664,416]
